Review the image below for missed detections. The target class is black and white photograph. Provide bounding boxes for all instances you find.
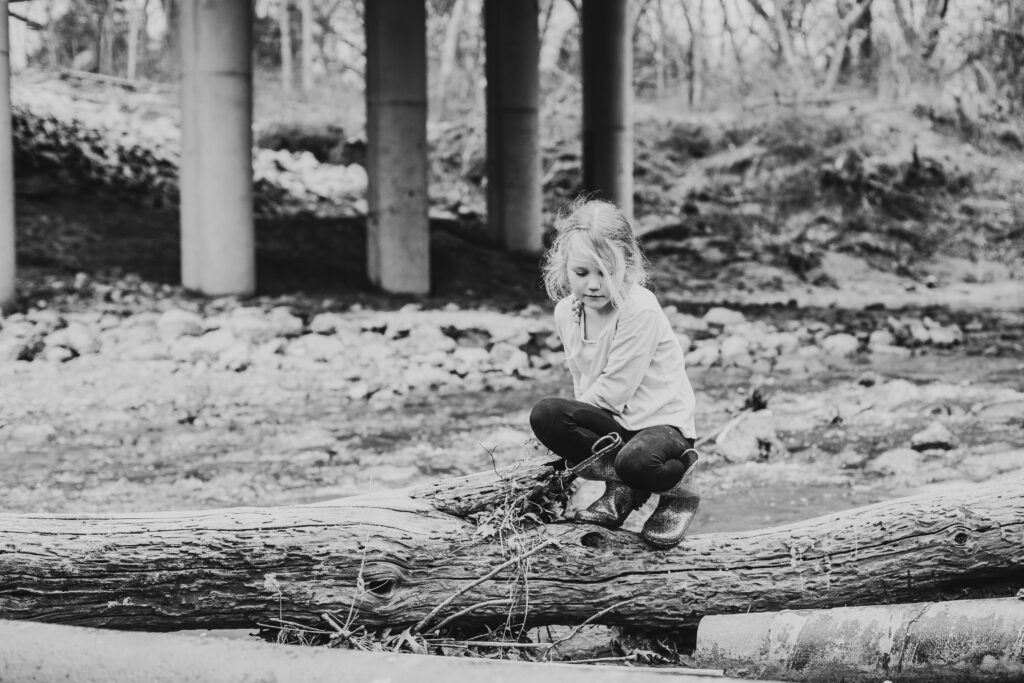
[0,1,1022,681]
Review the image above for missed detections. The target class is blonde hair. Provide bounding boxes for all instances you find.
[541,197,648,308]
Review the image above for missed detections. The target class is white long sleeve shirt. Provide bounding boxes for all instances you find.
[554,284,697,438]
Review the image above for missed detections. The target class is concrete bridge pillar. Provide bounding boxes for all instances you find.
[484,0,541,253]
[0,0,15,313]
[179,0,255,296]
[365,0,430,294]
[581,0,633,219]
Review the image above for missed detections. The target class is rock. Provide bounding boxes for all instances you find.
[873,379,921,406]
[910,421,956,451]
[285,334,347,362]
[25,309,64,334]
[193,329,238,358]
[0,338,28,362]
[403,366,455,391]
[726,352,754,368]
[675,333,693,351]
[451,347,490,373]
[974,399,1024,422]
[218,343,251,372]
[703,306,745,327]
[308,312,343,335]
[347,381,377,401]
[401,325,457,355]
[772,354,813,375]
[542,332,563,351]
[821,333,859,357]
[44,322,100,355]
[868,329,896,348]
[40,345,76,363]
[687,343,720,367]
[856,371,878,387]
[157,309,204,341]
[870,344,912,358]
[907,320,932,346]
[490,342,530,375]
[928,325,963,347]
[229,309,281,344]
[8,423,57,446]
[268,306,305,338]
[865,447,922,475]
[762,332,801,355]
[714,413,784,463]
[671,313,709,333]
[719,335,749,359]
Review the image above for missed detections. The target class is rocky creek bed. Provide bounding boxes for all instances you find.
[2,269,1021,537]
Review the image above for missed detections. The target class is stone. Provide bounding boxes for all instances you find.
[856,371,878,387]
[868,329,896,348]
[907,320,932,346]
[719,335,749,358]
[928,326,963,347]
[671,313,709,333]
[910,421,956,451]
[268,306,305,338]
[218,343,251,372]
[40,345,75,363]
[821,333,860,357]
[0,338,28,362]
[45,322,100,355]
[870,344,912,358]
[714,413,784,463]
[157,309,204,341]
[865,447,922,475]
[308,313,343,335]
[687,343,720,367]
[762,332,801,355]
[8,422,57,446]
[285,334,347,362]
[873,379,921,406]
[703,306,745,327]
[193,329,238,358]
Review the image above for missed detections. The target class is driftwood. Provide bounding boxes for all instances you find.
[1,448,1022,633]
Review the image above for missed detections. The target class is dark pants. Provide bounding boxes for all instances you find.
[529,396,695,494]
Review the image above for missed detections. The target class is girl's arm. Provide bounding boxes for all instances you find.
[579,309,661,414]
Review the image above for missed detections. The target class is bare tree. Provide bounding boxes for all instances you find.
[892,0,949,82]
[745,0,807,91]
[279,0,293,92]
[436,0,467,117]
[97,0,115,75]
[821,0,875,92]
[300,0,313,94]
[126,0,149,80]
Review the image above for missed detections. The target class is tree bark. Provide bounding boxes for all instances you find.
[299,0,313,94]
[97,0,116,75]
[126,0,149,81]
[1,456,1022,633]
[279,0,293,93]
[436,0,467,118]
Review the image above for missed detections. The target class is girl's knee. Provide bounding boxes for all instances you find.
[530,397,566,436]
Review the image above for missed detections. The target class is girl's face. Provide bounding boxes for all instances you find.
[567,252,614,313]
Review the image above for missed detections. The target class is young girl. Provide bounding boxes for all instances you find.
[530,197,700,549]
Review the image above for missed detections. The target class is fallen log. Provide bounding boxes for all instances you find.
[693,597,1024,682]
[1,447,1023,633]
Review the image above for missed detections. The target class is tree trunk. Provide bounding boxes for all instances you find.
[1,456,1022,633]
[126,0,149,81]
[436,0,467,118]
[300,0,313,94]
[279,0,293,93]
[97,0,116,75]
